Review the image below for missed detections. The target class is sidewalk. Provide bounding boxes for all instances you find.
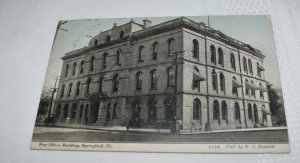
[37,123,288,135]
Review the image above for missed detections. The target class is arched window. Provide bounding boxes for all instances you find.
[192,67,201,90]
[245,79,249,95]
[80,61,84,74]
[68,83,73,97]
[103,53,107,68]
[112,103,118,119]
[71,104,77,120]
[89,56,95,72]
[76,81,81,96]
[248,59,253,75]
[248,103,253,120]
[220,73,225,92]
[94,39,98,46]
[98,76,103,92]
[136,72,142,90]
[72,63,77,76]
[257,63,261,78]
[168,39,175,55]
[79,105,84,121]
[86,78,91,94]
[138,46,144,62]
[254,104,259,123]
[148,97,157,122]
[251,80,255,97]
[167,67,175,87]
[63,104,69,119]
[259,83,264,99]
[218,48,224,67]
[232,76,238,97]
[153,42,159,60]
[193,98,201,120]
[116,50,121,65]
[243,57,248,73]
[210,45,216,64]
[213,100,220,120]
[119,30,125,39]
[150,69,158,89]
[221,101,227,120]
[230,53,236,71]
[193,39,199,59]
[84,104,89,123]
[234,102,241,122]
[65,64,69,77]
[212,69,218,91]
[112,74,119,92]
[60,84,65,98]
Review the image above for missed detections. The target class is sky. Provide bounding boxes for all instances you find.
[43,15,282,90]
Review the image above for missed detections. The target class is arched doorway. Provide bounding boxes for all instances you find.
[63,104,69,123]
[234,102,241,124]
[131,100,141,127]
[148,97,157,123]
[221,101,227,122]
[84,104,89,124]
[213,100,220,121]
[55,104,61,122]
[106,103,111,120]
[164,96,175,125]
[78,105,84,123]
[71,104,77,123]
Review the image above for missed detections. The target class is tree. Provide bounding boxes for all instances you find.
[267,83,286,126]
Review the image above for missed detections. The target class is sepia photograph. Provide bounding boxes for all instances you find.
[31,15,289,153]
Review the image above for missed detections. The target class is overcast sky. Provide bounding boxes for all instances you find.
[43,15,282,90]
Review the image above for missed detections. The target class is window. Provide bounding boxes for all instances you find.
[112,103,117,119]
[152,42,159,60]
[248,59,253,75]
[89,56,95,72]
[106,35,111,42]
[257,63,261,78]
[251,80,255,97]
[80,61,84,74]
[60,84,65,98]
[248,103,253,120]
[210,45,216,64]
[220,73,225,92]
[120,30,124,39]
[232,76,238,97]
[76,82,81,96]
[148,97,157,122]
[103,53,107,68]
[193,39,199,59]
[212,69,218,91]
[243,57,248,73]
[218,48,224,67]
[259,83,264,99]
[138,46,144,62]
[150,69,158,89]
[245,79,249,96]
[79,105,84,120]
[72,63,77,76]
[116,50,121,65]
[112,74,119,92]
[65,64,69,77]
[106,103,111,119]
[254,104,259,123]
[136,72,142,90]
[86,78,91,94]
[213,100,220,120]
[168,39,175,55]
[235,102,241,122]
[68,83,73,97]
[230,53,236,71]
[193,98,201,120]
[98,76,103,92]
[167,67,175,87]
[63,104,69,118]
[221,101,227,120]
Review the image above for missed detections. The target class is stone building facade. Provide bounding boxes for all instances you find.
[53,17,272,132]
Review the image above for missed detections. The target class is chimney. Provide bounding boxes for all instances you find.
[143,18,152,29]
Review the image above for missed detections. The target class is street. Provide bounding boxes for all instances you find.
[32,126,289,143]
